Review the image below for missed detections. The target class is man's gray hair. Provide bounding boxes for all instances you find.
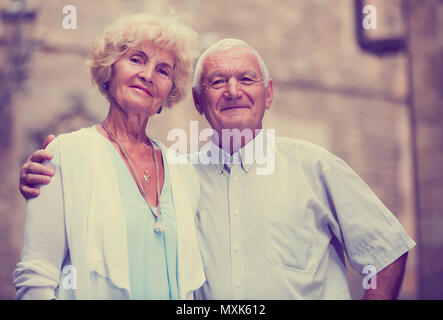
[193,38,270,94]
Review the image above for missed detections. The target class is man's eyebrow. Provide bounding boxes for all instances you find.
[238,70,261,78]
[205,72,227,81]
[206,70,261,80]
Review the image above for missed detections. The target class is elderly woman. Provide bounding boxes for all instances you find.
[13,14,204,300]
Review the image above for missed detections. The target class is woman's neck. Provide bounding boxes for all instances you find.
[103,104,151,145]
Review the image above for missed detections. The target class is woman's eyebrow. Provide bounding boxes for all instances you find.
[158,61,173,69]
[134,49,174,68]
[131,50,147,60]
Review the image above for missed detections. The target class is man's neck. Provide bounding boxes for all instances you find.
[212,127,263,155]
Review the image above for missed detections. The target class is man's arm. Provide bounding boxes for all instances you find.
[19,135,56,199]
[363,252,408,300]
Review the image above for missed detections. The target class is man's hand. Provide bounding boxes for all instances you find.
[363,252,408,300]
[19,135,56,199]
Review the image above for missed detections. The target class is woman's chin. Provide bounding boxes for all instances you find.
[121,100,155,114]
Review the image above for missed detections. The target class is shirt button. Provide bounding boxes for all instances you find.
[233,210,239,216]
[235,282,241,289]
[233,176,239,182]
[234,246,240,253]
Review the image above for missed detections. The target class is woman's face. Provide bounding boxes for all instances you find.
[108,41,175,116]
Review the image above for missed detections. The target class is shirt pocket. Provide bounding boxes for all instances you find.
[265,208,314,271]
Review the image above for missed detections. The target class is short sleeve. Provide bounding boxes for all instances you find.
[321,152,416,276]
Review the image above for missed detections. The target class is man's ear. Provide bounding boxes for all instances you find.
[265,79,274,110]
[192,87,204,115]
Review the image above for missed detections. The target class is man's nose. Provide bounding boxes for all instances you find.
[224,78,242,99]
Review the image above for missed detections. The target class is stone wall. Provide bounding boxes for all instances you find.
[407,0,443,299]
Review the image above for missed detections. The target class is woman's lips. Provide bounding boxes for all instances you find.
[131,85,152,96]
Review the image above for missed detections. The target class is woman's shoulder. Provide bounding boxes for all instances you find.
[48,126,100,163]
[44,126,94,151]
[56,126,97,144]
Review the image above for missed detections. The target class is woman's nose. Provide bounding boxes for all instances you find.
[139,63,155,83]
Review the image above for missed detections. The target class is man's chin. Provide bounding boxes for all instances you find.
[219,122,260,134]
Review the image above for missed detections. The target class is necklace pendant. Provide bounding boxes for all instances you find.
[143,170,150,183]
[154,220,166,233]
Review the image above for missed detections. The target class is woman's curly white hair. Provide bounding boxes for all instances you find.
[89,13,198,107]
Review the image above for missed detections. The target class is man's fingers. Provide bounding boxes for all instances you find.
[42,134,56,149]
[19,147,54,199]
[21,173,52,185]
[19,185,40,199]
[29,150,54,164]
[25,162,55,177]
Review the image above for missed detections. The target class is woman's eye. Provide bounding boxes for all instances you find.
[158,68,169,76]
[130,56,143,64]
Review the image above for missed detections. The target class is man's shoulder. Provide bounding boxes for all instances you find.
[275,136,333,160]
[274,136,349,177]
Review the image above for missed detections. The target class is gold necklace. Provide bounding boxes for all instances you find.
[101,122,165,233]
[126,147,153,184]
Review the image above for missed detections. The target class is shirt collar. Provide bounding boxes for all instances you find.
[209,129,265,174]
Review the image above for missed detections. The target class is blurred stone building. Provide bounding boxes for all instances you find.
[0,0,441,299]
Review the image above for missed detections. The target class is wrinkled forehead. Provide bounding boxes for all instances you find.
[130,41,176,61]
[202,46,262,79]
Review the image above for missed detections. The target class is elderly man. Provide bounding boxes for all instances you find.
[19,39,415,300]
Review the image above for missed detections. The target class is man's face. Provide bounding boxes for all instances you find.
[193,46,273,135]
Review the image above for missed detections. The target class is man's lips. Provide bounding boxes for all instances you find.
[220,105,250,111]
[130,85,152,96]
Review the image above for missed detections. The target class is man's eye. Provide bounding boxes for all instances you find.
[210,79,226,88]
[240,77,255,84]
